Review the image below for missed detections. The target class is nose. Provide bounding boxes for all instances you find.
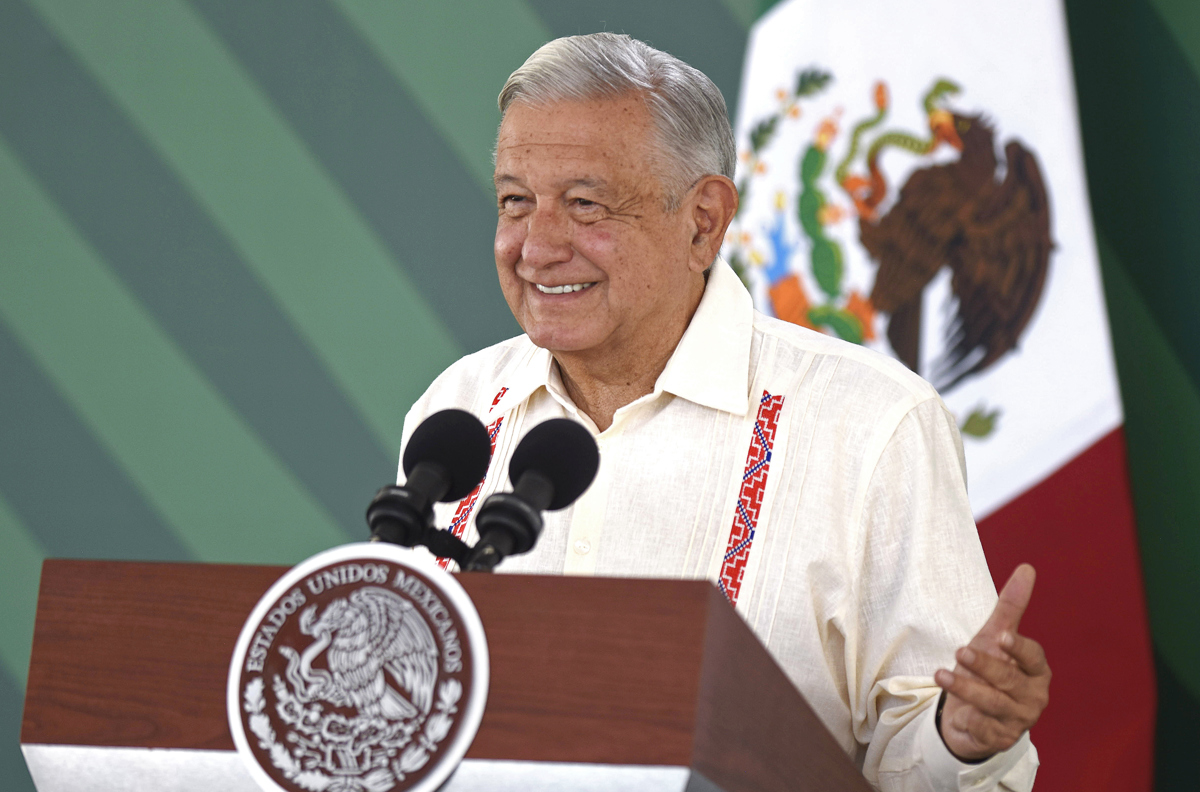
[520,202,573,271]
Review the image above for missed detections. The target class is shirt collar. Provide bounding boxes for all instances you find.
[490,342,554,417]
[654,257,753,416]
[491,257,754,418]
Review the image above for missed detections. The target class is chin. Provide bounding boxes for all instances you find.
[523,324,603,355]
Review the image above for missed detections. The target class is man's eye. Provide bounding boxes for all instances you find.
[500,195,531,213]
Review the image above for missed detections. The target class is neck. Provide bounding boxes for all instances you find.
[554,351,668,433]
[553,277,705,432]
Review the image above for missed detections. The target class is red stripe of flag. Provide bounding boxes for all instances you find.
[976,427,1155,792]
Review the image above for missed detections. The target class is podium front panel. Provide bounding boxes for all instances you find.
[22,559,868,792]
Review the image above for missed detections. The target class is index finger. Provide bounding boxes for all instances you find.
[983,563,1036,637]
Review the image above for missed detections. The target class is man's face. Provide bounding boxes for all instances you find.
[493,96,705,364]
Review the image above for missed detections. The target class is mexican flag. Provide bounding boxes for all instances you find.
[725,1,1155,788]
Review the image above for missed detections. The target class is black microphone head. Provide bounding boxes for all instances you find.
[509,419,599,511]
[401,409,491,502]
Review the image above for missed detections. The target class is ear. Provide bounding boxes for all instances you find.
[687,175,739,273]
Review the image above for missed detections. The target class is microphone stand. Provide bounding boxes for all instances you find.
[461,470,553,572]
[366,483,472,568]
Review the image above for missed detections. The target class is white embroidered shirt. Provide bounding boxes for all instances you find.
[398,259,1039,792]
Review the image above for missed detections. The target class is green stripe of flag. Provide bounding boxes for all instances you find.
[332,0,552,195]
[29,0,462,451]
[1098,230,1200,702]
[0,140,348,563]
[0,495,44,689]
[1150,0,1200,82]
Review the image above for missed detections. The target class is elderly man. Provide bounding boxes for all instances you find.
[400,33,1049,791]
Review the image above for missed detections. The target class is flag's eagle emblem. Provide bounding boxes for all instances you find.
[859,112,1052,390]
[727,72,1054,437]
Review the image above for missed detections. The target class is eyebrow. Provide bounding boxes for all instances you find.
[493,175,611,191]
[563,177,608,190]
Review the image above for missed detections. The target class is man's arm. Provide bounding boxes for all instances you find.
[848,396,1041,792]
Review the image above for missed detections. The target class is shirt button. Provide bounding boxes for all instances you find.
[573,539,591,555]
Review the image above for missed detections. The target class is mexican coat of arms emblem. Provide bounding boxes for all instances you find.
[228,543,489,792]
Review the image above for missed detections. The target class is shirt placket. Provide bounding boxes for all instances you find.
[565,424,623,575]
[560,396,652,576]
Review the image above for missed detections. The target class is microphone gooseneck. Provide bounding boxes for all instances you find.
[464,419,599,572]
[367,409,491,560]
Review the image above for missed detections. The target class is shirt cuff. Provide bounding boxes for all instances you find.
[916,703,1036,791]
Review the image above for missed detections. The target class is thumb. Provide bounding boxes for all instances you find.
[983,563,1036,637]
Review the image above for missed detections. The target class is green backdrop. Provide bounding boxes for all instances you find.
[1,0,1196,788]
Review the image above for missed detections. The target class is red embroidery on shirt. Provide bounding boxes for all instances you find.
[718,390,785,606]
[437,387,508,569]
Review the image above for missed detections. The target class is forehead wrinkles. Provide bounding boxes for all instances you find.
[498,141,616,163]
[495,99,667,204]
[497,129,635,157]
[496,147,633,193]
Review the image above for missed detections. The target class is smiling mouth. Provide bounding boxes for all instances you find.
[534,282,597,295]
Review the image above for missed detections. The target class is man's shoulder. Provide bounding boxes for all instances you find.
[750,309,940,406]
[748,311,964,486]
[437,333,535,382]
[409,334,538,415]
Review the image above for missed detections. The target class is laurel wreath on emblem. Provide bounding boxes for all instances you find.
[244,676,461,792]
[241,585,464,792]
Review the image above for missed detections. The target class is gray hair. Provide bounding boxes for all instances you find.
[497,33,736,210]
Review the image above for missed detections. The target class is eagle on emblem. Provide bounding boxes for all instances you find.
[283,586,439,721]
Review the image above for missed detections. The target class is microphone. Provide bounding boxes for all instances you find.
[366,409,491,560]
[463,418,599,572]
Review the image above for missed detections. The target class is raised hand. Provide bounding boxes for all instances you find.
[934,563,1051,761]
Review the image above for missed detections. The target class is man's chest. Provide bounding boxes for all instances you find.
[437,387,848,615]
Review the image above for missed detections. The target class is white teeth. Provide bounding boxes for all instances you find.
[535,282,595,294]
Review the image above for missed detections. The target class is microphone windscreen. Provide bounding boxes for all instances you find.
[402,409,491,502]
[509,419,599,511]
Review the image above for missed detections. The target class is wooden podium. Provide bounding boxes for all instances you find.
[21,559,870,792]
